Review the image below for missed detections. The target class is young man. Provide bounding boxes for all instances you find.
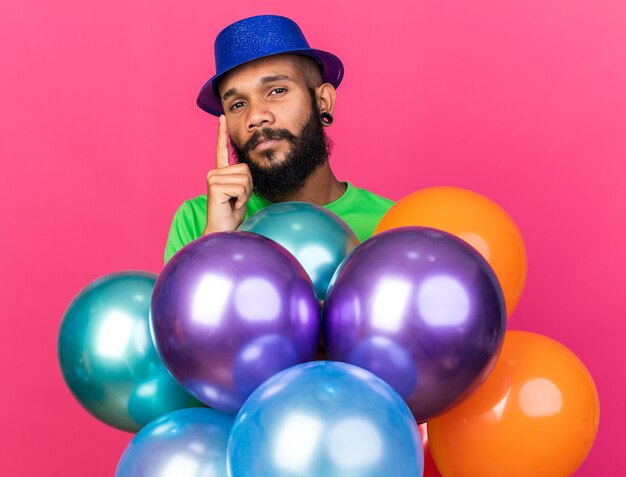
[164,15,393,263]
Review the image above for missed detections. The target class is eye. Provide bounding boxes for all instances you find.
[230,101,245,111]
[269,87,287,96]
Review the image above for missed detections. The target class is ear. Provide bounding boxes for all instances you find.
[315,83,337,115]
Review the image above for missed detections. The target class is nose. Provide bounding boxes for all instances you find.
[246,100,275,132]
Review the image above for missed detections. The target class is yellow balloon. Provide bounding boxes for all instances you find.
[375,187,527,318]
[428,331,599,477]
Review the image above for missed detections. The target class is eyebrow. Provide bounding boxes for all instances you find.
[221,75,295,101]
[260,74,293,84]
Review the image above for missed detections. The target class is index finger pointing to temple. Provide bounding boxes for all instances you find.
[215,115,230,169]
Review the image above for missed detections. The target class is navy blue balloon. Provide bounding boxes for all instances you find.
[116,408,234,477]
[323,227,506,422]
[227,361,423,477]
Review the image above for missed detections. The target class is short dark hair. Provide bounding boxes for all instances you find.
[291,55,323,88]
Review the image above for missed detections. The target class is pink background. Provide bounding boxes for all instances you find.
[1,0,624,475]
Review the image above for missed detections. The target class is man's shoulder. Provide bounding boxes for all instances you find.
[165,194,208,264]
[172,194,207,218]
[348,183,395,209]
[178,194,208,208]
[328,183,394,242]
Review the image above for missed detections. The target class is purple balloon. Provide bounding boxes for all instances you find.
[151,232,320,414]
[323,227,506,422]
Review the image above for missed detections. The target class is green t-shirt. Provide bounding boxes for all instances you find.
[164,182,394,264]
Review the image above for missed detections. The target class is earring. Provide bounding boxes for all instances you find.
[320,112,334,126]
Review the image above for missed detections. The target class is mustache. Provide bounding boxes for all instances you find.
[241,128,297,153]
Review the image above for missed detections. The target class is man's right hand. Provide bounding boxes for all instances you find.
[203,115,253,235]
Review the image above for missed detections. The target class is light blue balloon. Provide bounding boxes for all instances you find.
[57,271,201,432]
[116,408,234,477]
[227,361,424,477]
[238,202,359,299]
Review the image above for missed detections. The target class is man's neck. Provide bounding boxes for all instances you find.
[267,163,346,205]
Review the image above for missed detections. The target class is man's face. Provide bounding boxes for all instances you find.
[218,55,329,200]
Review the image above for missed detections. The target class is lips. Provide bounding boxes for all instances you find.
[242,128,296,153]
[254,138,282,151]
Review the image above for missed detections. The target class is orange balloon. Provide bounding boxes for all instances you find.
[427,331,599,477]
[375,187,527,317]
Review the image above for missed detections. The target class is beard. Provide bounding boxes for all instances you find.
[231,92,331,202]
